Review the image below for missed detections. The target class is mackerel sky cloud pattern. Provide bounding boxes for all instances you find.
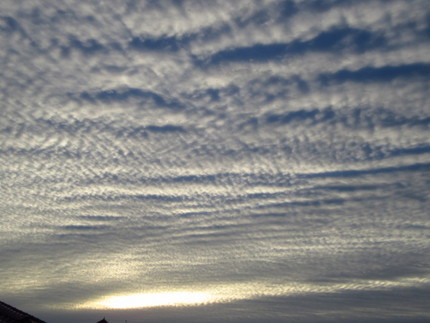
[1,1,430,322]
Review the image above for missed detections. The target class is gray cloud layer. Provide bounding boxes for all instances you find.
[1,0,430,322]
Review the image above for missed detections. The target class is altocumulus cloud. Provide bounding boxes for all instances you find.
[1,0,430,322]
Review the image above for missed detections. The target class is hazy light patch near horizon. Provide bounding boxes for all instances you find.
[72,275,430,311]
[81,292,215,309]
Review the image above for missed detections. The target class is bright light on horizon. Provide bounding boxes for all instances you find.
[88,291,214,309]
[74,276,430,311]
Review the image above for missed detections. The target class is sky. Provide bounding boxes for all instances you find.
[1,0,430,322]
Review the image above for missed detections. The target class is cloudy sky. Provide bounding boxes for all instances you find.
[1,0,430,322]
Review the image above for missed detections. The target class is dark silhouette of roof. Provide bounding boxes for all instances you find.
[96,318,109,323]
[0,300,46,323]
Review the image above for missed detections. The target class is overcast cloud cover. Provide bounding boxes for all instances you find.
[1,0,430,322]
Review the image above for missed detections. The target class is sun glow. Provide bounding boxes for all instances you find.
[73,276,430,311]
[91,292,214,309]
